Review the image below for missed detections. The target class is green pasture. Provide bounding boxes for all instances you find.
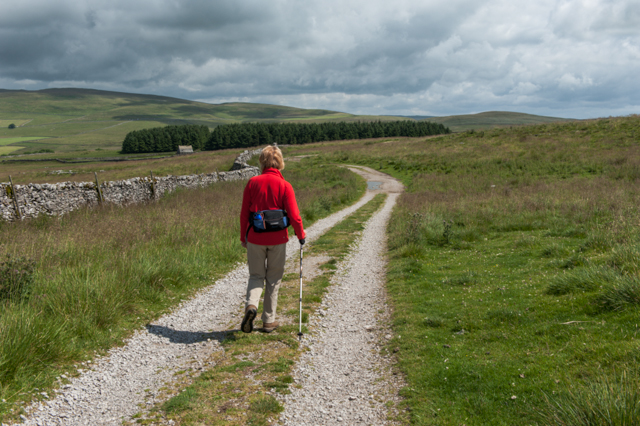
[0,146,24,155]
[0,137,48,146]
[0,120,167,154]
[0,120,31,128]
[287,114,640,425]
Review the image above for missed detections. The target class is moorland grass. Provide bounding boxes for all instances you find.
[282,115,640,425]
[0,120,31,128]
[1,149,241,185]
[0,161,365,422]
[534,371,640,426]
[426,111,572,132]
[0,137,49,146]
[0,146,24,156]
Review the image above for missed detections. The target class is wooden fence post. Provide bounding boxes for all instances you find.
[94,172,104,204]
[8,175,22,220]
[150,171,155,199]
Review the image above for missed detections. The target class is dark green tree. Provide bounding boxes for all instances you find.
[202,120,450,151]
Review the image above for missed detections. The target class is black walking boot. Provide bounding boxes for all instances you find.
[241,305,257,333]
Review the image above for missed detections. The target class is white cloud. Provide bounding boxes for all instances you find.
[0,0,638,118]
[558,73,594,90]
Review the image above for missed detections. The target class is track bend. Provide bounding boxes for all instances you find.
[279,166,405,426]
[13,191,377,426]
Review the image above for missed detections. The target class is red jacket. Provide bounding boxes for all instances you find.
[240,168,306,245]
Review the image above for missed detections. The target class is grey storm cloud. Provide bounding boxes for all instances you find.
[0,0,639,118]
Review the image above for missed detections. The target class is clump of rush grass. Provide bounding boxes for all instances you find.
[248,394,283,425]
[535,371,640,426]
[443,270,479,286]
[0,255,35,301]
[546,265,640,311]
[595,276,640,311]
[607,244,640,276]
[540,243,571,258]
[550,253,589,270]
[546,266,619,295]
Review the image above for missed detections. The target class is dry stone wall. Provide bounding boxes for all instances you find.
[1,150,261,222]
[231,147,262,170]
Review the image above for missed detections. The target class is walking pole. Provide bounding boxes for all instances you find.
[298,244,304,341]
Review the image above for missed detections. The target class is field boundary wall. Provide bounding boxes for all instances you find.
[1,148,262,221]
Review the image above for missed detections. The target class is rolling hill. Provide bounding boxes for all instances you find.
[1,88,573,155]
[0,88,404,155]
[425,111,574,132]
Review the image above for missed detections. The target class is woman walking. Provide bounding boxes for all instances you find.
[240,146,306,333]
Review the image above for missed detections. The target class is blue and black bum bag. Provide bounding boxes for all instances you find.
[251,209,290,233]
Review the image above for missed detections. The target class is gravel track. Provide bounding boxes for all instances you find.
[11,192,376,426]
[279,190,403,426]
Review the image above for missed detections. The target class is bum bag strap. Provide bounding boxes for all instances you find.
[245,223,252,242]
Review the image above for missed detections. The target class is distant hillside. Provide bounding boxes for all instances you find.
[392,115,435,120]
[425,111,574,132]
[0,88,408,155]
[0,88,411,125]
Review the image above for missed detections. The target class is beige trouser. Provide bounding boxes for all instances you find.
[246,242,286,323]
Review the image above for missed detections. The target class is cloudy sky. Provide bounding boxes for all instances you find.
[1,0,638,118]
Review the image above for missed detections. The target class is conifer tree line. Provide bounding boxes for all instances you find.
[121,121,450,153]
[205,121,450,150]
[121,125,210,153]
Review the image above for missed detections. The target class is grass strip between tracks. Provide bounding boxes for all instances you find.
[132,194,388,426]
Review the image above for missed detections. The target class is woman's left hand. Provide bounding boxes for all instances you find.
[241,241,247,249]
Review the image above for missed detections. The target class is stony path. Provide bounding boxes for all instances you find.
[11,192,377,426]
[279,169,404,425]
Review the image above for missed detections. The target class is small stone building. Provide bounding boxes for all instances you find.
[177,145,194,155]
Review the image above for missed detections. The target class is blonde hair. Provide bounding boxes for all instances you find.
[259,146,285,171]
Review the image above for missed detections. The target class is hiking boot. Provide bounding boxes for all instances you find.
[262,321,280,333]
[241,305,257,333]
